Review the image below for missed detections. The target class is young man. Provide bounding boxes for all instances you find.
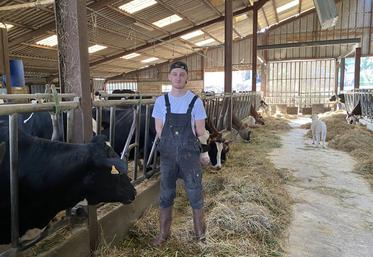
[152,61,208,246]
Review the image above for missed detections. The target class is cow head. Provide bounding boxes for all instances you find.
[85,135,136,205]
[250,104,265,125]
[207,131,231,170]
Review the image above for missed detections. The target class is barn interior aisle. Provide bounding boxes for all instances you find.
[269,118,373,257]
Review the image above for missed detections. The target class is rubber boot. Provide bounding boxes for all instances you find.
[192,208,206,241]
[152,207,172,246]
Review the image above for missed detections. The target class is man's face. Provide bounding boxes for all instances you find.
[168,68,188,89]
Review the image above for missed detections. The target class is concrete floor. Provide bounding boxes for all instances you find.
[270,118,373,257]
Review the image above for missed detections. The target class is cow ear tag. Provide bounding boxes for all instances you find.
[111,165,120,174]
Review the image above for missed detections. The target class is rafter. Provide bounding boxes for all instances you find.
[156,0,195,26]
[201,0,222,17]
[106,5,170,36]
[8,0,123,48]
[90,5,254,67]
[261,8,269,27]
[271,0,279,23]
[298,0,302,14]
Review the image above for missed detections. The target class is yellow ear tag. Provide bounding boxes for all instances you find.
[111,165,120,174]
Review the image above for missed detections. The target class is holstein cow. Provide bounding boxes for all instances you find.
[346,100,362,124]
[0,123,136,244]
[95,106,230,170]
[232,113,251,141]
[205,120,231,170]
[250,104,265,125]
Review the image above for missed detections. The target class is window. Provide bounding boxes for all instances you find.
[105,81,138,93]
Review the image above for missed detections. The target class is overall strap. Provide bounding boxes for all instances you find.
[164,93,171,113]
[187,95,199,113]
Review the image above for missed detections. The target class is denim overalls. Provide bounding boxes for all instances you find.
[157,93,203,209]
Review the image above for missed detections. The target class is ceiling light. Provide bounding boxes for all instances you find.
[36,35,58,47]
[121,53,141,59]
[195,38,215,46]
[88,44,107,54]
[180,30,204,40]
[277,0,299,13]
[0,23,14,30]
[119,0,157,14]
[134,22,154,31]
[141,57,159,63]
[152,14,182,28]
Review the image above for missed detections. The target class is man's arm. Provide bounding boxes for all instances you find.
[195,119,206,137]
[155,118,163,138]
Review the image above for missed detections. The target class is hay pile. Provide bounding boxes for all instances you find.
[96,117,292,257]
[305,113,373,185]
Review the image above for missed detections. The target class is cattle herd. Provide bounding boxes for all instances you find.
[0,94,266,246]
[1,90,365,246]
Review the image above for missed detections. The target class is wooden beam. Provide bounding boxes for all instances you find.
[340,57,345,91]
[354,47,361,89]
[252,7,258,92]
[225,0,233,130]
[0,28,12,93]
[258,38,361,50]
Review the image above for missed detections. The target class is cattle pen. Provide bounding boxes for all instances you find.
[1,0,373,256]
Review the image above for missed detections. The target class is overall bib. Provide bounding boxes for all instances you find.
[157,93,203,209]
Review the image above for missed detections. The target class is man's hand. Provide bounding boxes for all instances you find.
[199,152,210,167]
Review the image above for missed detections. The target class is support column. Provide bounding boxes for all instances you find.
[54,0,97,251]
[224,0,233,130]
[354,47,361,89]
[334,59,339,95]
[0,28,12,93]
[252,7,258,92]
[340,58,345,91]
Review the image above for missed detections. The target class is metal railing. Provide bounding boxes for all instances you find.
[0,91,260,257]
[344,89,373,121]
[0,94,79,257]
[265,91,335,108]
[203,92,260,131]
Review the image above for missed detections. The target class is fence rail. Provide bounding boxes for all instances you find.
[344,89,373,121]
[0,92,259,257]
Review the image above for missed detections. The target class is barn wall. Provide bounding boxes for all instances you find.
[265,0,373,59]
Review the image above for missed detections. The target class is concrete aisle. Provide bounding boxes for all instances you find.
[269,118,373,257]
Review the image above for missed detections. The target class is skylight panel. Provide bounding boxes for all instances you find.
[0,23,14,30]
[119,0,157,14]
[195,38,215,47]
[36,35,58,47]
[180,30,204,40]
[141,57,159,63]
[152,14,182,28]
[88,44,107,54]
[276,0,299,13]
[121,53,141,59]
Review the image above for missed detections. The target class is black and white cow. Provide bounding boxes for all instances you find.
[0,123,136,244]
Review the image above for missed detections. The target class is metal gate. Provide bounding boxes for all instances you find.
[266,59,336,108]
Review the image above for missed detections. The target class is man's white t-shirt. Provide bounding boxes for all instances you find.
[152,90,207,133]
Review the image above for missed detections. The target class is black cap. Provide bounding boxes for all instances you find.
[169,61,188,73]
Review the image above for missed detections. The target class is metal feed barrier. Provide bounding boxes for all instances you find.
[0,91,261,257]
[344,89,373,121]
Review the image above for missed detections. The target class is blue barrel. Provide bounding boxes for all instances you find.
[2,59,25,87]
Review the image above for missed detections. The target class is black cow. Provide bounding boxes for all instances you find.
[0,112,64,141]
[0,123,136,244]
[94,106,157,159]
[329,93,345,103]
